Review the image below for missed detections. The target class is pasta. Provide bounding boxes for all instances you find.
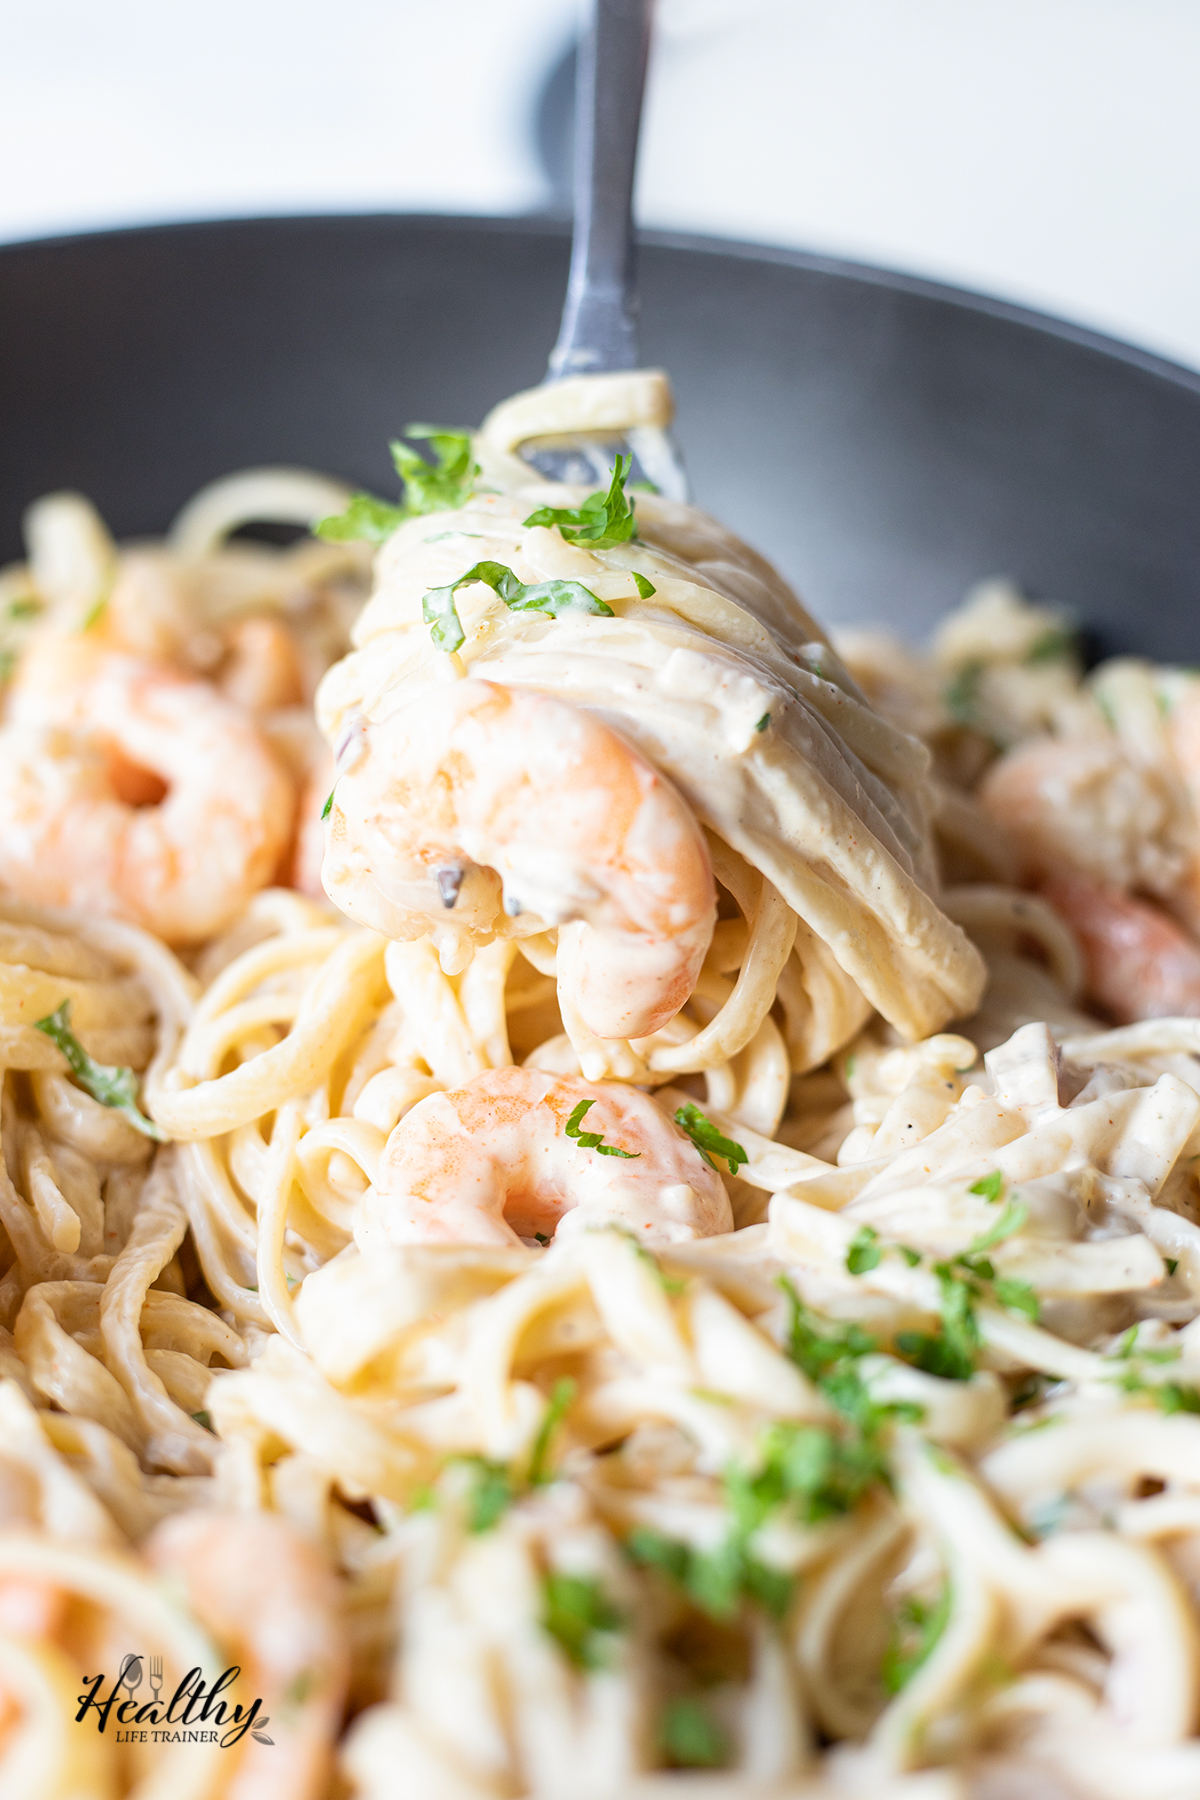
[2,375,1200,1799]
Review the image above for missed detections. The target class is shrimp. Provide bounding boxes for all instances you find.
[979,734,1190,897]
[1041,873,1200,1022]
[145,1508,349,1800]
[0,636,295,940]
[323,679,715,1040]
[355,1065,733,1248]
[217,615,306,713]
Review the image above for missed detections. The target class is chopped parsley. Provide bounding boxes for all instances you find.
[528,1378,577,1486]
[846,1226,882,1275]
[969,1169,1004,1203]
[943,660,984,728]
[755,712,771,732]
[315,425,478,541]
[967,1198,1028,1256]
[727,1417,891,1536]
[523,453,638,549]
[896,1203,1036,1380]
[673,1103,747,1177]
[1110,1328,1200,1412]
[540,1571,624,1669]
[421,559,615,654]
[314,492,408,543]
[881,1585,952,1693]
[660,1697,728,1768]
[320,788,335,821]
[626,1522,793,1623]
[390,425,478,514]
[191,1410,213,1432]
[626,1288,918,1630]
[433,1377,579,1529]
[1117,1371,1200,1414]
[456,1456,517,1532]
[565,1098,640,1159]
[1024,626,1075,665]
[34,1000,165,1140]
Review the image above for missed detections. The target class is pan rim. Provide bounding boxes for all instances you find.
[2,209,1197,403]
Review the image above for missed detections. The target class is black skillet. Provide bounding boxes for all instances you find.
[1,210,1198,659]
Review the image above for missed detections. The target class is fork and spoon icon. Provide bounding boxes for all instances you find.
[115,1655,164,1706]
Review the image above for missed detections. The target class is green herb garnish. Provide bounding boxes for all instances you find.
[625,1291,917,1631]
[34,1000,165,1140]
[626,1524,792,1623]
[1024,627,1075,665]
[660,1697,728,1768]
[320,788,335,821]
[969,1169,1004,1203]
[314,492,409,543]
[421,559,615,653]
[456,1456,517,1532]
[846,1226,882,1275]
[632,571,656,597]
[191,1410,213,1432]
[881,1585,952,1692]
[565,1098,640,1159]
[755,712,771,732]
[540,1571,624,1669]
[944,660,984,728]
[528,1378,577,1486]
[6,597,41,621]
[673,1103,747,1177]
[390,425,478,514]
[965,1199,1028,1256]
[523,453,638,549]
[896,1203,1034,1380]
[316,425,478,541]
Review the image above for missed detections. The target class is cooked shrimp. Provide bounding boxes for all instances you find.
[145,1508,348,1800]
[217,615,306,713]
[356,1065,733,1249]
[979,734,1190,897]
[0,637,295,940]
[1042,873,1200,1022]
[323,679,715,1040]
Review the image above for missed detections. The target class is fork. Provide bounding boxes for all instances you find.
[522,0,688,500]
[149,1654,164,1705]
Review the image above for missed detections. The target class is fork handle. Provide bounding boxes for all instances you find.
[547,0,652,380]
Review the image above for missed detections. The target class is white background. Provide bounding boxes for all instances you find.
[3,0,1199,370]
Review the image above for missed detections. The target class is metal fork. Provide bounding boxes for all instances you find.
[523,0,688,499]
[149,1654,164,1704]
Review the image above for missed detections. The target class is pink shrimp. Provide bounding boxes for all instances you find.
[355,1066,733,1249]
[323,679,715,1040]
[1042,873,1200,1022]
[145,1508,349,1800]
[979,734,1184,892]
[0,635,295,940]
[217,615,306,713]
